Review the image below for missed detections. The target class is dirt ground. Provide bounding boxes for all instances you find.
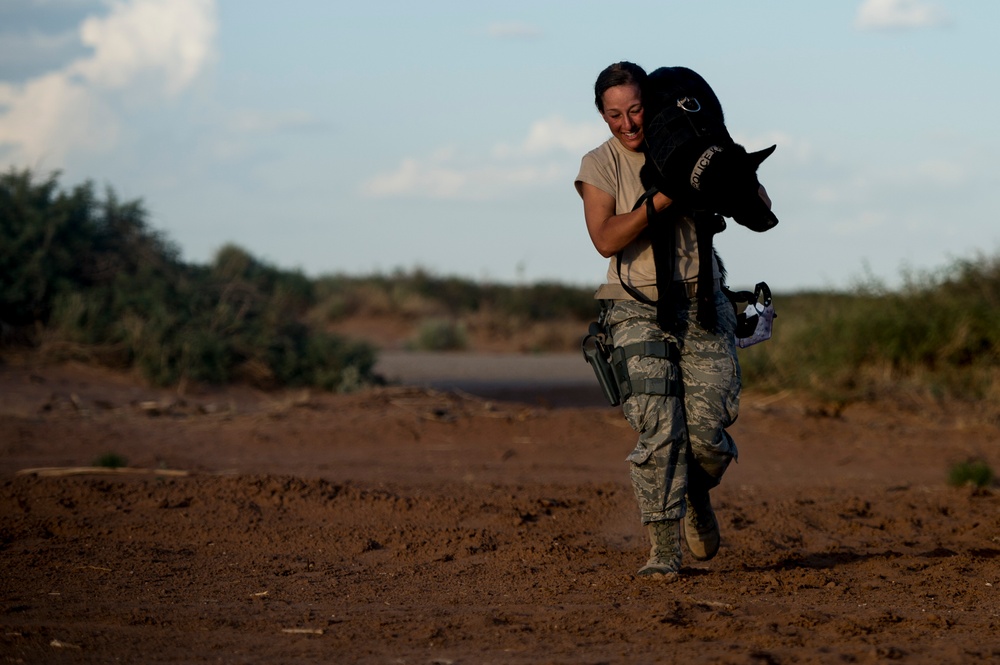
[2,348,1000,664]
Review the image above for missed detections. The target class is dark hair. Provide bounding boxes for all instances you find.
[594,61,647,113]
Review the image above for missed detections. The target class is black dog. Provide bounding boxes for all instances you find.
[638,66,778,233]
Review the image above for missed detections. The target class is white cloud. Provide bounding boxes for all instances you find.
[0,0,216,169]
[0,71,116,166]
[854,0,951,31]
[487,22,543,40]
[70,0,215,94]
[362,117,599,201]
[361,150,565,202]
[361,155,468,200]
[493,115,607,158]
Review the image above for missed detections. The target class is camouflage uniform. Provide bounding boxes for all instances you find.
[607,290,740,524]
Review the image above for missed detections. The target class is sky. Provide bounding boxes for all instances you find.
[1,0,998,293]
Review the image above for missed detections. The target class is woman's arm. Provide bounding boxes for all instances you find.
[580,183,673,258]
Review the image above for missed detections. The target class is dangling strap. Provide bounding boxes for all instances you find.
[694,212,726,331]
[616,187,678,331]
[649,203,677,332]
[617,191,724,333]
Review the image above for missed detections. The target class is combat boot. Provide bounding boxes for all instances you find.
[637,519,681,579]
[683,489,720,561]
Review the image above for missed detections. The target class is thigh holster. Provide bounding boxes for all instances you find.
[611,340,682,401]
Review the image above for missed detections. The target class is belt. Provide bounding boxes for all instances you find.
[667,280,704,300]
[594,279,720,302]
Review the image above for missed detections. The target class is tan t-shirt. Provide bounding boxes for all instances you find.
[575,136,718,295]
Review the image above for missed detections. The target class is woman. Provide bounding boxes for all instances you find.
[575,61,743,580]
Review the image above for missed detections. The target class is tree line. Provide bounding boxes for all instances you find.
[6,167,1000,404]
[0,168,375,390]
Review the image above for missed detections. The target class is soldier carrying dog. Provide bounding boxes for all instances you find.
[575,61,777,579]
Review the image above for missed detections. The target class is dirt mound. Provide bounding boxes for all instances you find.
[2,361,1000,663]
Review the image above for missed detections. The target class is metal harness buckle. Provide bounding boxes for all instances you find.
[677,96,701,112]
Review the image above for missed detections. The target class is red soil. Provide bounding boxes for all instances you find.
[1,358,999,664]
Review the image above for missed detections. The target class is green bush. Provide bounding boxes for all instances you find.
[948,459,995,488]
[310,269,599,323]
[738,257,1000,403]
[408,318,467,351]
[93,452,128,469]
[1,168,376,391]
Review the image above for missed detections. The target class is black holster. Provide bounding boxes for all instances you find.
[582,304,624,406]
[582,302,682,407]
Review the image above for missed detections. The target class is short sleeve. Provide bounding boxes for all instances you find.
[575,145,617,200]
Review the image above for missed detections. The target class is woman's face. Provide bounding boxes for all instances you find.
[600,83,644,152]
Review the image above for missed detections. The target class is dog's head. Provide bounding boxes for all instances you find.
[688,142,778,232]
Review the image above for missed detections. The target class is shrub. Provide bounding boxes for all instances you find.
[1,169,376,392]
[738,256,1000,403]
[309,270,600,324]
[948,459,995,489]
[409,318,467,351]
[94,452,128,469]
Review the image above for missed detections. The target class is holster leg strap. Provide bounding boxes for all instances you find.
[611,340,682,400]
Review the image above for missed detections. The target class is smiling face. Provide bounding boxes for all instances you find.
[600,83,645,152]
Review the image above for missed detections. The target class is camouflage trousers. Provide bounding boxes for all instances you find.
[607,290,741,524]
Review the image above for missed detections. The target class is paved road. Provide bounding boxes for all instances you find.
[374,351,609,408]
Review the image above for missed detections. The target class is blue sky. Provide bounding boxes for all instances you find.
[1,0,998,292]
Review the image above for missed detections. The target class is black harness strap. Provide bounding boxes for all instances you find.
[618,191,724,333]
[617,188,681,331]
[694,212,726,330]
[629,377,679,397]
[616,190,663,305]
[616,339,680,363]
[648,202,678,332]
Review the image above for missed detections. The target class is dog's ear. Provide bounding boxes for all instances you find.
[731,187,778,233]
[729,144,778,232]
[748,145,776,169]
